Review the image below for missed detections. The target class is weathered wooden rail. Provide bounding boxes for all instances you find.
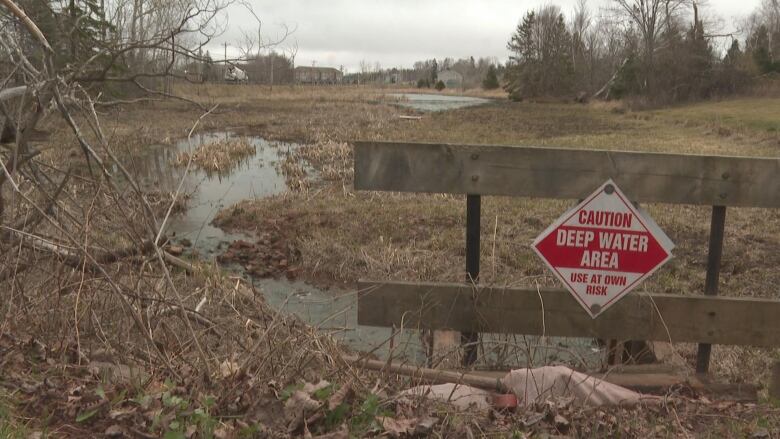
[357,281,780,347]
[354,141,780,373]
[354,141,780,207]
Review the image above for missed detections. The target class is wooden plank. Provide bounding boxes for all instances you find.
[354,141,780,208]
[357,280,780,347]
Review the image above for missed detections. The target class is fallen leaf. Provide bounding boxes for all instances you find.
[76,408,99,423]
[752,428,770,438]
[303,380,330,395]
[104,425,124,437]
[380,416,436,438]
[379,416,416,438]
[555,414,570,432]
[328,384,353,410]
[285,390,322,431]
[219,360,240,378]
[214,426,232,439]
[312,424,349,439]
[108,408,136,420]
[286,391,321,414]
[414,416,438,435]
[522,412,545,428]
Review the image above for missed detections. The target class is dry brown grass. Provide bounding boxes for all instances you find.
[174,136,255,174]
[98,83,780,156]
[174,82,400,105]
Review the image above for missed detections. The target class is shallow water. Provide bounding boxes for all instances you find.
[130,133,293,255]
[132,132,602,368]
[391,93,491,112]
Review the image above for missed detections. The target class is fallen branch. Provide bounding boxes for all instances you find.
[592,58,629,101]
[343,355,506,392]
[0,86,27,102]
[163,251,195,273]
[1,231,195,274]
[131,79,207,111]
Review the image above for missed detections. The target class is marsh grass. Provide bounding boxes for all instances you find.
[174,137,255,174]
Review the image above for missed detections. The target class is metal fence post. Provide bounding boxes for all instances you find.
[696,205,727,374]
[463,194,481,366]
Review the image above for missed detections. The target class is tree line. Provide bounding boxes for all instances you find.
[504,0,780,104]
[0,0,302,96]
[339,56,503,90]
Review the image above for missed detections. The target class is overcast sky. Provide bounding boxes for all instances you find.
[211,0,761,72]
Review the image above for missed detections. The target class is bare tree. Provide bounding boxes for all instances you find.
[359,59,369,84]
[610,0,692,91]
[285,38,298,85]
[236,0,295,88]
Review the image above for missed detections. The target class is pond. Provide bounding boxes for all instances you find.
[131,133,292,256]
[131,132,603,369]
[390,93,491,112]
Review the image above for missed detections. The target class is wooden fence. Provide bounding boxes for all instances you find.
[354,141,780,373]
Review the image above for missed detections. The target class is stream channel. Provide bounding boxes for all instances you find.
[132,96,602,369]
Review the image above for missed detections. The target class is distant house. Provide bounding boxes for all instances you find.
[438,70,463,88]
[294,66,343,84]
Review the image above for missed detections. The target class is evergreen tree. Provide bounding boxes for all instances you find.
[505,7,573,100]
[723,40,742,67]
[430,59,438,85]
[683,13,713,98]
[609,55,642,99]
[482,64,499,89]
[750,25,777,73]
[18,0,115,72]
[717,40,752,94]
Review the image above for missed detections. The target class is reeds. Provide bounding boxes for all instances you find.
[174,137,256,173]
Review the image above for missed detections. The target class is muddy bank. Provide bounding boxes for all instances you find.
[218,234,301,280]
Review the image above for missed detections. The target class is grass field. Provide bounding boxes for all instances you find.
[650,97,780,134]
[167,83,780,156]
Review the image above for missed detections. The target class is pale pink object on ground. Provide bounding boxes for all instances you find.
[502,365,660,407]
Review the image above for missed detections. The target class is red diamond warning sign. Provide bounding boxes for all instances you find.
[532,179,674,318]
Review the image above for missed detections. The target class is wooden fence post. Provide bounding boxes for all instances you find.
[696,205,727,373]
[462,194,481,366]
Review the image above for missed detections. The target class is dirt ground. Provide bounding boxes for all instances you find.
[4,83,780,437]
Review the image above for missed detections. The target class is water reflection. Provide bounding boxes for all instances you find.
[129,132,294,255]
[391,93,491,112]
